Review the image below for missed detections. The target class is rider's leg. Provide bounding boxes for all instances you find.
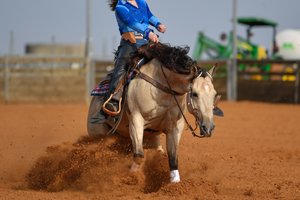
[104,40,137,112]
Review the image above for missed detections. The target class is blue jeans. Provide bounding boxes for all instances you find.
[107,39,148,96]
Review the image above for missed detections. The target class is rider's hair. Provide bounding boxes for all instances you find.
[108,0,118,11]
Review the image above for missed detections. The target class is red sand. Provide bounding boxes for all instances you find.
[0,101,299,199]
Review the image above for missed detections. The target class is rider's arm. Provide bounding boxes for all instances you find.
[115,4,154,39]
[145,2,161,29]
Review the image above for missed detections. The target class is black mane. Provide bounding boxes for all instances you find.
[129,43,197,74]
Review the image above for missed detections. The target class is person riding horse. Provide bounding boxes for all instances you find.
[88,42,224,183]
[101,0,167,120]
[87,0,224,184]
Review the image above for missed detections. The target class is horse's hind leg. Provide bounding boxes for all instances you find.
[153,134,164,153]
[87,96,111,137]
[144,134,164,153]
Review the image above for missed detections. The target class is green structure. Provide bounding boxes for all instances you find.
[193,17,278,61]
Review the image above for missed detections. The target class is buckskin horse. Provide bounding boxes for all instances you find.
[87,43,223,183]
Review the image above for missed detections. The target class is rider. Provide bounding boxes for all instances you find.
[103,0,167,115]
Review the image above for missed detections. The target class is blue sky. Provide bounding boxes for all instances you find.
[1,0,300,59]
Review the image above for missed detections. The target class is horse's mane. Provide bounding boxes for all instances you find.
[129,43,197,74]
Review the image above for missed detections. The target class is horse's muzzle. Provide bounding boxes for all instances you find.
[200,123,215,137]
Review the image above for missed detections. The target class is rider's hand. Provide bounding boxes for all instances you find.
[148,32,159,43]
[157,24,167,33]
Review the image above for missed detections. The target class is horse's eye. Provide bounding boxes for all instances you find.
[192,92,198,98]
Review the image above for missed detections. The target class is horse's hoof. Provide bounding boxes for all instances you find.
[130,162,140,172]
[170,170,180,183]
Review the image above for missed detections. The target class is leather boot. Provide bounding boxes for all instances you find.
[105,100,119,112]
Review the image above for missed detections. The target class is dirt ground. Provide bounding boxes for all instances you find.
[0,101,299,200]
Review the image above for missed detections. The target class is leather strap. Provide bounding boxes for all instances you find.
[122,32,143,43]
[137,71,185,96]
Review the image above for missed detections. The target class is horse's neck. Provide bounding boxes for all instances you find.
[140,59,192,94]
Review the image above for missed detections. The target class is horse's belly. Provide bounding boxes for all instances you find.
[143,113,170,131]
[116,113,162,137]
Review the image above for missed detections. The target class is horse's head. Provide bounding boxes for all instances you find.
[132,43,223,137]
[187,65,223,137]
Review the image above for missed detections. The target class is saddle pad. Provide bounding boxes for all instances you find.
[91,80,110,96]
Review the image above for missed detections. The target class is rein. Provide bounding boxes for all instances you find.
[137,72,185,96]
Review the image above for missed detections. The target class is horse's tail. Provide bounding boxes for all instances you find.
[108,0,118,11]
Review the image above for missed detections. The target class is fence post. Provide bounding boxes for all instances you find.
[85,0,92,105]
[90,59,95,95]
[229,0,238,101]
[295,62,299,104]
[226,59,231,101]
[85,58,92,104]
[4,56,10,103]
[227,59,237,101]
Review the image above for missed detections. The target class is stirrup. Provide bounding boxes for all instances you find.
[102,94,122,117]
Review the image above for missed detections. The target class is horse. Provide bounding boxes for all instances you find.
[87,43,223,183]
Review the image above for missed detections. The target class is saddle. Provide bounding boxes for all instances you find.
[91,58,146,116]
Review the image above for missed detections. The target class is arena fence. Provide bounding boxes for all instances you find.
[0,56,299,103]
[198,59,300,104]
[0,56,86,103]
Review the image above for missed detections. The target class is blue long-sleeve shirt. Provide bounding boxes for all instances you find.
[115,0,161,39]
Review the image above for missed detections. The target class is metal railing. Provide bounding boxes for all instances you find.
[1,56,299,103]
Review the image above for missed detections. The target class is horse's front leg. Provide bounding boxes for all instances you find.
[166,119,184,183]
[129,113,145,171]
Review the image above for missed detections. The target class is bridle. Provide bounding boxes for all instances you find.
[160,64,212,138]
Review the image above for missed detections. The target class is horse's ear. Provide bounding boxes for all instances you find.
[191,65,199,77]
[208,65,218,77]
